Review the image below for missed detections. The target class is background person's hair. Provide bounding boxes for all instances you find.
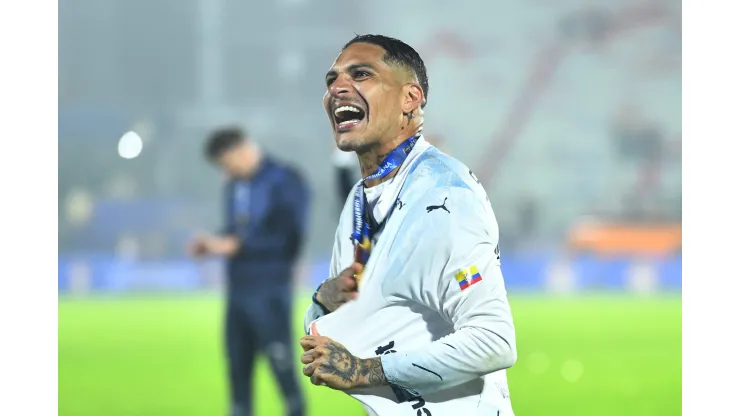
[205,127,248,161]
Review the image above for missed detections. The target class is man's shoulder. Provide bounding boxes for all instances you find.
[401,150,488,215]
[406,148,483,194]
[393,150,496,243]
[264,157,306,185]
[398,186,487,232]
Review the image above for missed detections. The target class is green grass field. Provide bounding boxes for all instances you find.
[59,294,681,415]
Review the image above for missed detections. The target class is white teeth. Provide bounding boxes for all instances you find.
[334,105,361,116]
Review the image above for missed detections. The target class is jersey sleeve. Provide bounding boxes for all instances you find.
[380,187,517,397]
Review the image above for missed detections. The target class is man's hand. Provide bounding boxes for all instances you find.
[300,335,387,390]
[315,263,363,312]
[187,235,210,258]
[187,234,240,258]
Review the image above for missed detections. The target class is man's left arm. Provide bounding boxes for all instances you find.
[300,245,515,394]
[379,202,517,397]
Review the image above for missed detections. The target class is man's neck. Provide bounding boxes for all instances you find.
[358,133,418,188]
[241,151,264,179]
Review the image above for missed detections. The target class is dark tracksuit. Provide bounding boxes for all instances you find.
[222,157,309,416]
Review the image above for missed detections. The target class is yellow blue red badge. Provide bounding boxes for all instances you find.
[455,265,483,290]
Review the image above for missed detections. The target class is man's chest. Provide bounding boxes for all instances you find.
[318,224,453,358]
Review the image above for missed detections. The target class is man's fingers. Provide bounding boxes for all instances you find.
[305,360,326,385]
[300,335,330,351]
[300,336,317,351]
[312,364,333,387]
[338,275,359,292]
[333,263,363,291]
[302,361,317,377]
[310,372,325,386]
[339,262,364,278]
[300,349,318,364]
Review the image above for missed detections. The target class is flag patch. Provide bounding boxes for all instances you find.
[455,265,483,290]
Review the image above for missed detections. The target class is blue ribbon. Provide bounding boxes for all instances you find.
[351,135,419,257]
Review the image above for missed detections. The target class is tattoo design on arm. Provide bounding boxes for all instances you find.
[317,278,350,312]
[319,341,388,389]
[360,356,386,387]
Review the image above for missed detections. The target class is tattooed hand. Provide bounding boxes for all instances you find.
[300,335,387,390]
[315,263,363,312]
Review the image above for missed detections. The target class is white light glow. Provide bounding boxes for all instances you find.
[118,131,143,159]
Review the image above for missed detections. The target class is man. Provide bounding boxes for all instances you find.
[189,127,308,416]
[299,35,518,415]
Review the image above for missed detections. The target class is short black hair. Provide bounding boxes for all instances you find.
[205,126,247,161]
[343,34,429,108]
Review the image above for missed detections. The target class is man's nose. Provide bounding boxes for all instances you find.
[329,74,352,97]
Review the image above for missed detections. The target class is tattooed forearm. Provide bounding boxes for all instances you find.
[313,341,388,390]
[358,357,387,388]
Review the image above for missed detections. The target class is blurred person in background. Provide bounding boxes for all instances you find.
[188,126,309,416]
[299,34,516,415]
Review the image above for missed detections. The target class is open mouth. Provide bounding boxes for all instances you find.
[333,104,366,132]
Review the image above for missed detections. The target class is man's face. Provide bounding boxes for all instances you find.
[217,142,259,178]
[323,43,405,152]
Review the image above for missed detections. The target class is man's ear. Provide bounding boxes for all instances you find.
[402,83,424,114]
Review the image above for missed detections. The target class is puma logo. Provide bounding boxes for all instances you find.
[395,198,405,210]
[426,197,450,214]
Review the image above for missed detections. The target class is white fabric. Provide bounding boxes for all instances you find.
[363,181,389,216]
[306,137,517,415]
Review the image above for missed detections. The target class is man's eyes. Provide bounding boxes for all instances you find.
[324,71,371,86]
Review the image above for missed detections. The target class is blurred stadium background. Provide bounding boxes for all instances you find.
[58,0,681,415]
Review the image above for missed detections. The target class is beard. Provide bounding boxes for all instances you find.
[335,133,380,154]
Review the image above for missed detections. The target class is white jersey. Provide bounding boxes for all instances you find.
[305,137,517,416]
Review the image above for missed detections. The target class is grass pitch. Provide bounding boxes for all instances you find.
[59,294,680,415]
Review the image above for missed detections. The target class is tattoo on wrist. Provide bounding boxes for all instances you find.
[359,357,387,388]
[320,342,387,389]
